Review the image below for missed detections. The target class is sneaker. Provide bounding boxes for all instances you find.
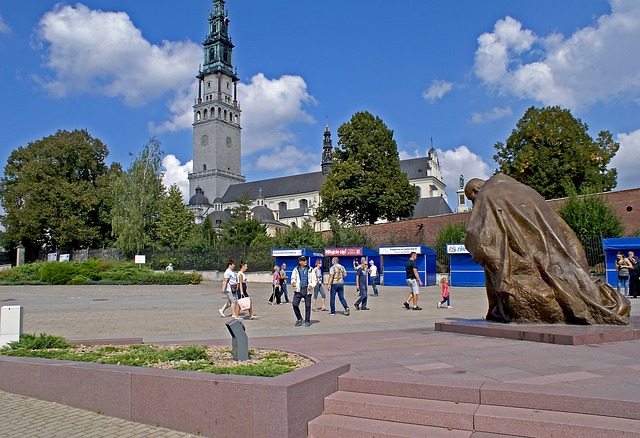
[345,308,350,316]
[294,320,303,327]
[413,306,422,310]
[447,306,453,309]
[304,322,311,327]
[361,307,370,310]
[218,308,225,317]
[329,312,336,316]
[437,302,441,309]
[403,301,410,309]
[354,303,360,310]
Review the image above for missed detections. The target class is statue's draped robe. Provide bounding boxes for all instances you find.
[465,174,630,325]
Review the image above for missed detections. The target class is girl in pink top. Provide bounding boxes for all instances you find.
[437,277,452,309]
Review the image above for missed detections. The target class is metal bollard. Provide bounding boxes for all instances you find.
[0,305,23,348]
[225,318,249,361]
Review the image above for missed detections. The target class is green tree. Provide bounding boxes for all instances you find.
[153,184,195,249]
[0,129,114,255]
[324,216,371,248]
[317,111,419,225]
[272,221,324,251]
[111,138,164,257]
[220,192,267,247]
[557,193,624,242]
[434,222,467,273]
[494,106,619,199]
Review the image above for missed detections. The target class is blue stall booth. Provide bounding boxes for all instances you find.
[323,247,379,286]
[602,238,640,287]
[447,244,485,287]
[378,245,436,286]
[271,248,325,281]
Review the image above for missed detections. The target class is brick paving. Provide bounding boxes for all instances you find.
[0,281,638,437]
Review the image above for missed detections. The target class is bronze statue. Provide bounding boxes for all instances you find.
[464,173,630,325]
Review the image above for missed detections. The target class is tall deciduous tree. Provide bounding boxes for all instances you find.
[154,184,195,249]
[0,129,113,255]
[111,138,164,257]
[317,111,419,225]
[494,106,619,199]
[221,192,267,247]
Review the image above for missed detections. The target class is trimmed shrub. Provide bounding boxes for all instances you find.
[39,262,76,285]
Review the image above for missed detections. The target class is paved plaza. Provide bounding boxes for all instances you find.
[0,281,639,437]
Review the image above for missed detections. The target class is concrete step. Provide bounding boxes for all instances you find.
[340,371,640,420]
[323,390,478,430]
[474,404,640,438]
[308,413,473,438]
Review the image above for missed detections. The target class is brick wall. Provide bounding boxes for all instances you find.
[334,187,640,248]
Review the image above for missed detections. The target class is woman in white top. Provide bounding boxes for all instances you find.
[237,261,257,319]
[219,259,240,319]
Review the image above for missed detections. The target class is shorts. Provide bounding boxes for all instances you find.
[406,278,419,295]
[225,289,238,305]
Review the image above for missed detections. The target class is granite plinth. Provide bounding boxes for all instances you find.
[434,319,640,345]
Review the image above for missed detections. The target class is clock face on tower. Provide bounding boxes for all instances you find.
[226,136,232,148]
[200,135,209,146]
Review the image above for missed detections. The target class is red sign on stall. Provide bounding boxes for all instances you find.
[324,248,363,257]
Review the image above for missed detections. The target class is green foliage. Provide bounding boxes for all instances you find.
[153,184,195,248]
[434,222,467,273]
[0,129,114,255]
[272,221,324,251]
[324,216,371,248]
[494,106,619,199]
[220,191,268,247]
[317,111,419,225]
[99,345,208,366]
[557,193,624,241]
[2,333,70,351]
[111,138,165,257]
[0,259,201,285]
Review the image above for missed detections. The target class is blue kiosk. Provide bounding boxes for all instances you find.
[323,247,379,286]
[271,248,325,279]
[447,244,485,287]
[602,238,640,286]
[378,245,436,286]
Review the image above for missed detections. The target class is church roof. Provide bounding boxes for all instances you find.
[220,157,443,203]
[412,197,453,218]
[188,187,210,206]
[206,210,230,228]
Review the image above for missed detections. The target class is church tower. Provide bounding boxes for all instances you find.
[188,0,244,202]
[321,124,333,175]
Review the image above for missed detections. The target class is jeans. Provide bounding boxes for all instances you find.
[292,291,312,323]
[439,296,451,307]
[370,277,378,295]
[330,284,349,314]
[281,282,289,302]
[617,276,629,295]
[355,284,368,308]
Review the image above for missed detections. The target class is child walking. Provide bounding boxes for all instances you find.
[437,277,452,309]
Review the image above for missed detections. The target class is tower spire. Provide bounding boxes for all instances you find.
[321,124,333,175]
[200,0,237,81]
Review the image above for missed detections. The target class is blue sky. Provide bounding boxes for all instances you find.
[1,0,640,210]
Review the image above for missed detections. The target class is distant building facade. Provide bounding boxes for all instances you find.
[187,0,452,234]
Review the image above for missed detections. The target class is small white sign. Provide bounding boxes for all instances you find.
[134,255,146,264]
[47,253,57,262]
[446,244,469,254]
[271,249,302,257]
[379,246,422,255]
[59,254,70,262]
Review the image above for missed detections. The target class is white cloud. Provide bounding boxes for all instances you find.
[470,106,512,124]
[437,146,493,200]
[0,15,11,35]
[238,73,316,154]
[473,1,640,109]
[612,129,640,190]
[35,4,200,106]
[252,145,319,175]
[162,155,192,202]
[422,80,454,102]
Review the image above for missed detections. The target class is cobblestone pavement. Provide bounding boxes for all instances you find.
[0,390,196,438]
[0,281,638,437]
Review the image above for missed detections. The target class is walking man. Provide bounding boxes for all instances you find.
[368,260,379,296]
[291,256,317,327]
[403,251,423,310]
[280,263,290,303]
[328,257,350,316]
[354,257,369,310]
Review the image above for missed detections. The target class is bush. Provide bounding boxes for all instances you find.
[3,333,70,351]
[69,275,91,285]
[39,262,76,285]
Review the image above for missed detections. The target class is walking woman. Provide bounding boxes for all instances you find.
[237,261,258,319]
[616,252,633,296]
[220,259,240,319]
